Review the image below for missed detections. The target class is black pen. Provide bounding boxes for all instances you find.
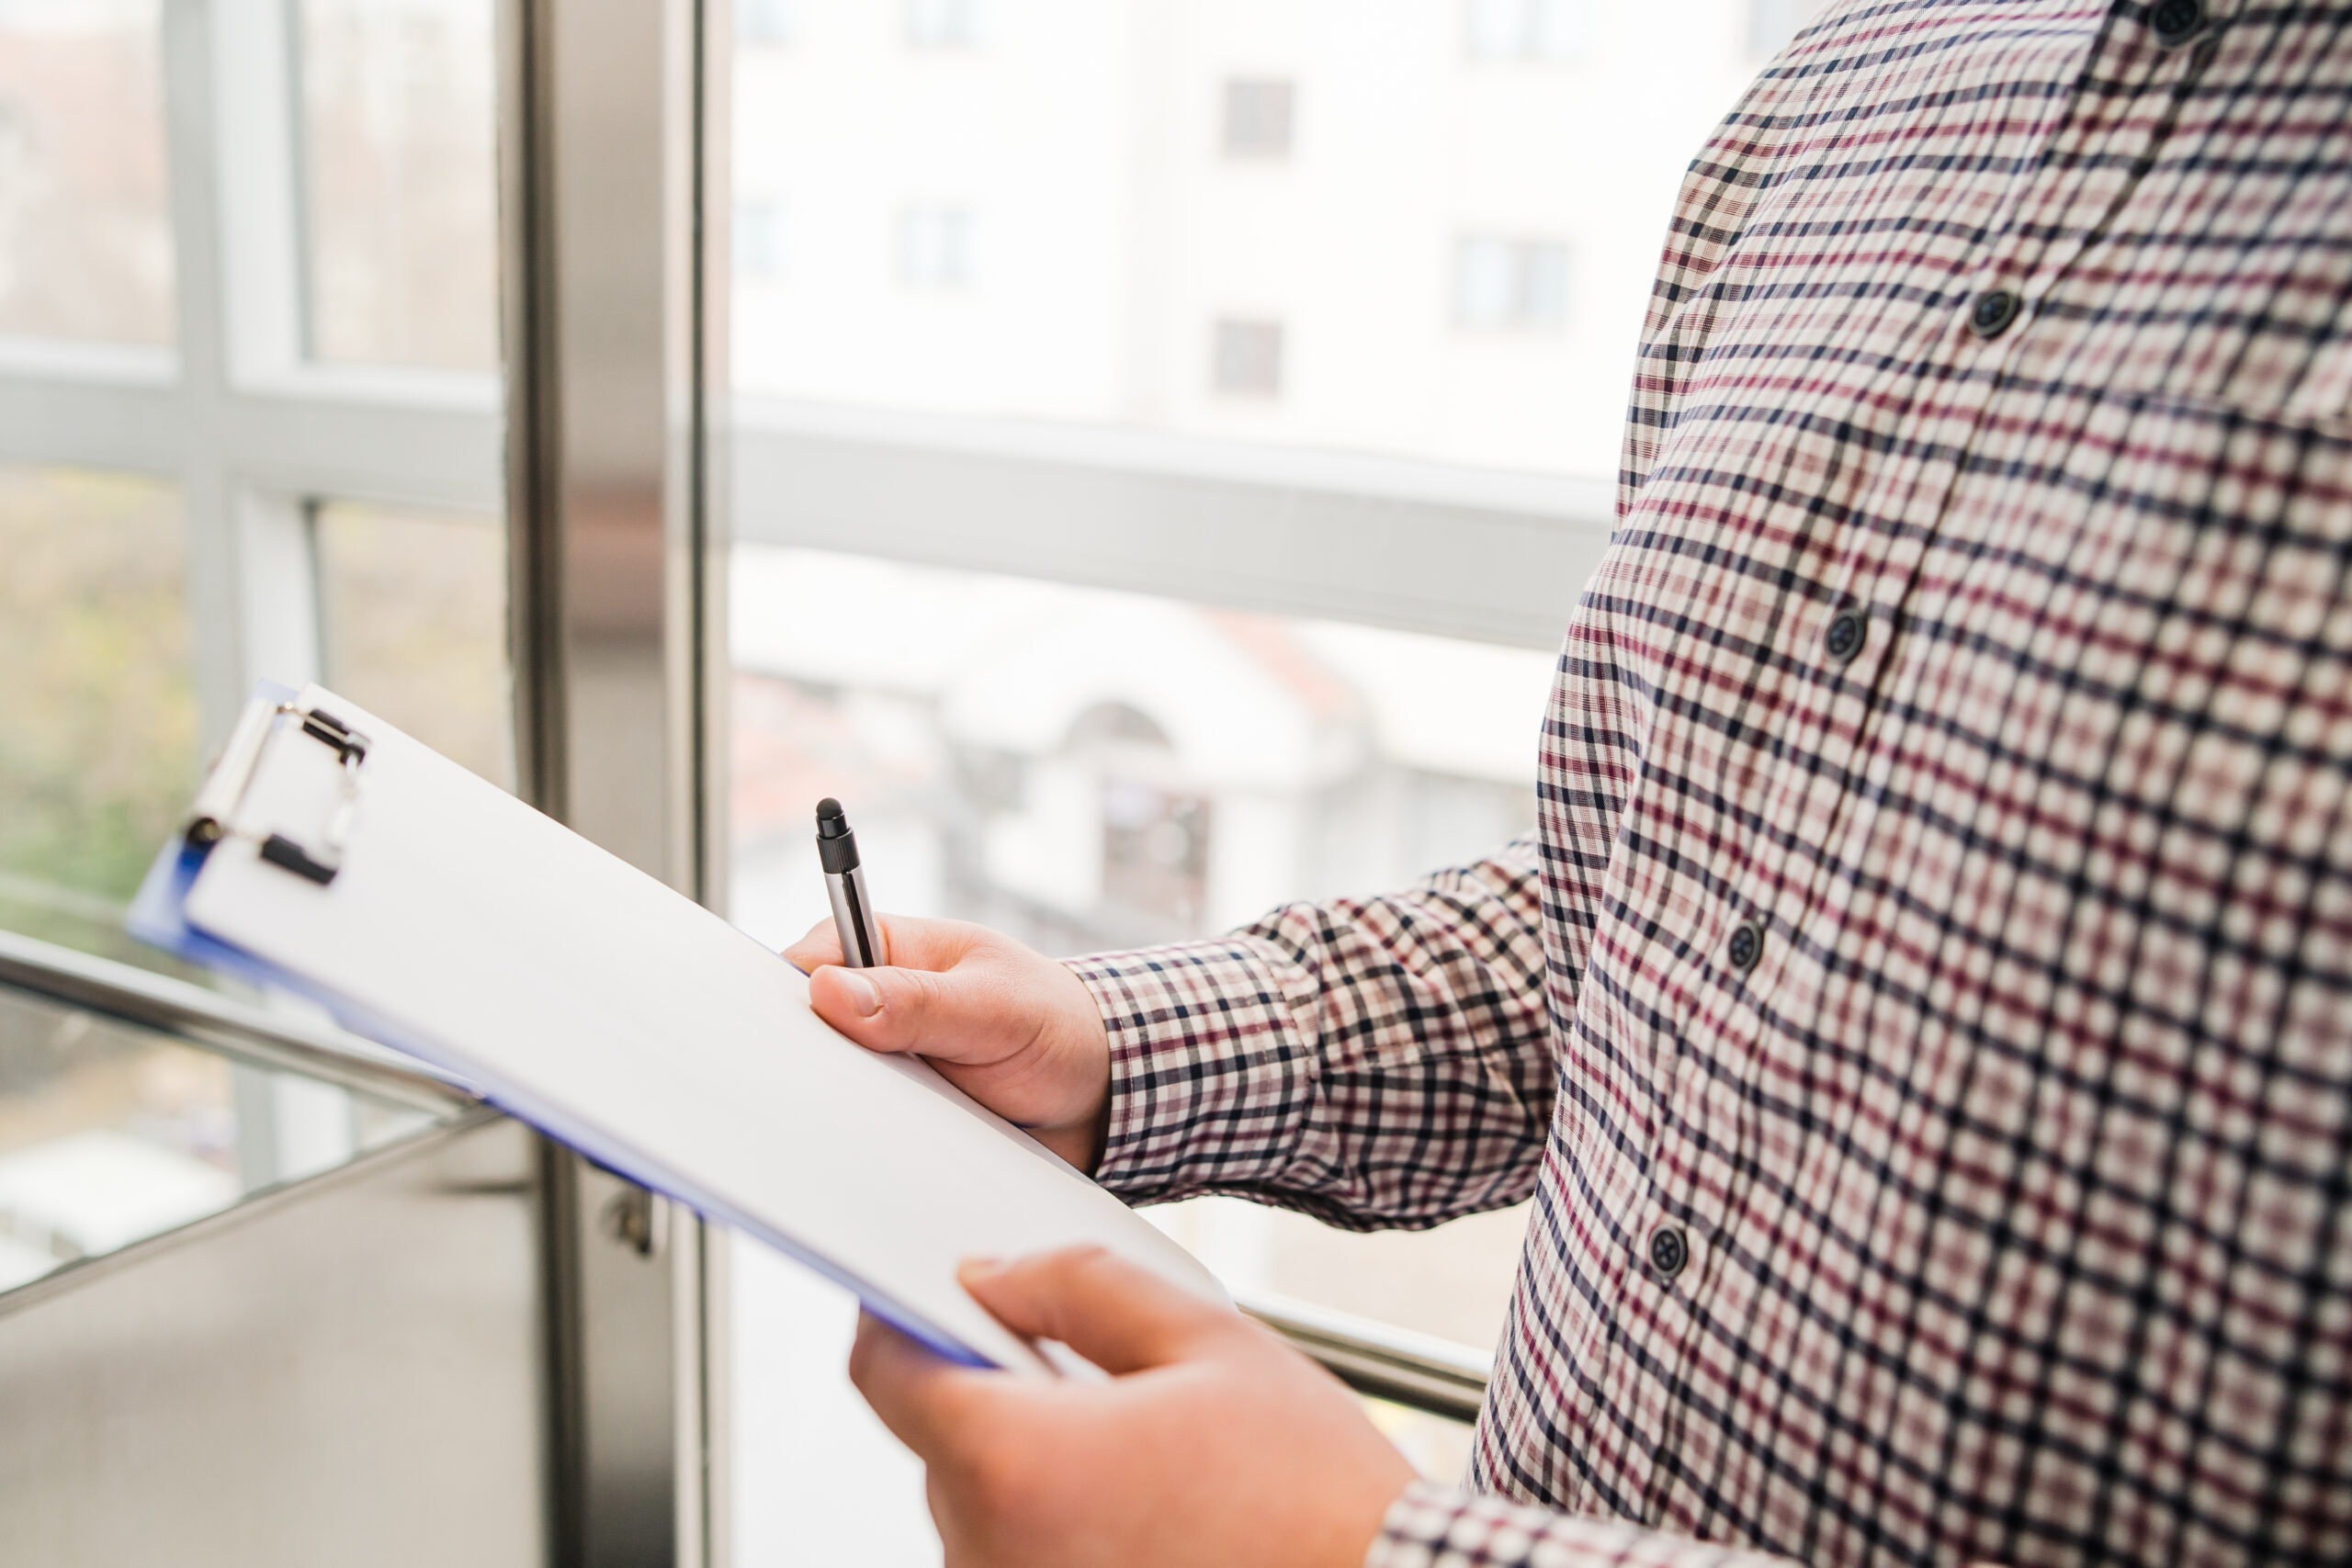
[815,797,887,968]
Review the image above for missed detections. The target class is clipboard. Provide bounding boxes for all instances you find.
[130,682,1225,1376]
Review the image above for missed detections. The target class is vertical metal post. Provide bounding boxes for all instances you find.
[497,0,730,1563]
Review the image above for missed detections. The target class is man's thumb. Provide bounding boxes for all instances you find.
[808,963,952,1055]
[957,1246,1241,1376]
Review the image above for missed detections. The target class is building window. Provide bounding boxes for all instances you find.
[1453,237,1567,333]
[1101,777,1211,930]
[298,0,500,372]
[898,206,973,290]
[904,0,978,51]
[1220,79,1295,160]
[1210,318,1283,398]
[1747,0,1811,57]
[738,0,793,47]
[736,198,784,282]
[1463,0,1589,62]
[0,6,175,345]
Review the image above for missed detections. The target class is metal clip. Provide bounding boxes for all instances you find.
[184,697,369,886]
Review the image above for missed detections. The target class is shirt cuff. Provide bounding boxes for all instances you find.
[1370,1482,1792,1568]
[1065,937,1317,1204]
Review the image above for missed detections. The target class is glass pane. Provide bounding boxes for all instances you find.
[314,502,513,789]
[729,1,1764,477]
[298,0,499,371]
[0,980,450,1295]
[730,548,1546,963]
[0,0,174,346]
[0,468,194,972]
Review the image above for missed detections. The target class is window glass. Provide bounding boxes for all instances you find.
[1747,0,1814,57]
[297,0,499,371]
[904,0,979,51]
[0,0,174,347]
[740,0,796,48]
[1455,235,1567,334]
[1464,0,1590,62]
[730,0,1762,477]
[896,206,974,291]
[313,502,513,789]
[0,468,194,973]
[729,548,1548,962]
[0,980,448,1296]
[1219,78,1295,160]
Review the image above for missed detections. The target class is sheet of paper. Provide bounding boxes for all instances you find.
[178,687,1224,1375]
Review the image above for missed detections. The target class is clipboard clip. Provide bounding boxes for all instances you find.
[185,697,370,886]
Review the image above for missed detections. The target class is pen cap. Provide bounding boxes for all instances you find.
[815,797,861,874]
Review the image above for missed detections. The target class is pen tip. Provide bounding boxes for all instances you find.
[816,797,844,824]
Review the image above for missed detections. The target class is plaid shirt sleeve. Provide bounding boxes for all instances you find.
[1066,836,1555,1229]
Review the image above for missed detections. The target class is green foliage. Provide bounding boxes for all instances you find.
[0,468,196,913]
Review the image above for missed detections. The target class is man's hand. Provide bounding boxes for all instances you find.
[851,1246,1418,1568]
[784,915,1114,1171]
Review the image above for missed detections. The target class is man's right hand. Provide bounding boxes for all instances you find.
[783,916,1114,1173]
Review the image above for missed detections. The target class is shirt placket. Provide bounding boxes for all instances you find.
[1654,4,2241,1534]
[1589,5,2173,1529]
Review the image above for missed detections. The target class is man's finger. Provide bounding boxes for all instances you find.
[853,914,988,971]
[780,919,843,974]
[847,1312,998,1459]
[958,1246,1246,1376]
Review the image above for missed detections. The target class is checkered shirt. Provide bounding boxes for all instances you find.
[1069,4,2352,1565]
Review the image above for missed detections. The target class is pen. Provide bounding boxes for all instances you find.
[815,797,888,968]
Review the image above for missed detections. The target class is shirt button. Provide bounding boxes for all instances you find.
[1968,288,2021,339]
[1648,1224,1689,1281]
[1726,919,1764,973]
[1823,607,1866,664]
[2150,0,2205,46]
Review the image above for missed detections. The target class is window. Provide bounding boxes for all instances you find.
[904,0,978,51]
[1747,0,1815,57]
[313,502,512,789]
[0,0,173,346]
[297,0,499,371]
[0,0,506,990]
[728,15,1749,476]
[897,206,973,291]
[732,551,1547,959]
[1219,78,1295,160]
[1210,317,1283,398]
[1454,235,1568,333]
[0,468,192,972]
[1464,0,1590,62]
[737,197,785,282]
[738,0,793,48]
[0,982,443,1292]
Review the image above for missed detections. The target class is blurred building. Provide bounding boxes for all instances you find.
[733,0,1781,479]
[729,547,1554,957]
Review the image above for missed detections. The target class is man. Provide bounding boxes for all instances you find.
[786,2,2352,1563]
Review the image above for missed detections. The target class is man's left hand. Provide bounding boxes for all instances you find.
[849,1245,1418,1568]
